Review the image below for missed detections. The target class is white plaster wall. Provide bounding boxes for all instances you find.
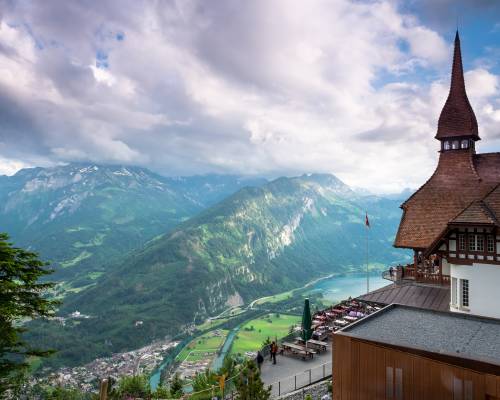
[449,263,500,319]
[442,258,450,275]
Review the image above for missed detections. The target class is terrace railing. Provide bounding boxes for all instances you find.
[268,361,332,397]
[382,264,450,286]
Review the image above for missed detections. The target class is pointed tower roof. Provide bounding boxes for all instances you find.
[435,31,479,140]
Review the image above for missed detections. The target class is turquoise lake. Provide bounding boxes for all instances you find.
[309,271,387,303]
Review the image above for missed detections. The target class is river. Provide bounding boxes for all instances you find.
[150,271,388,389]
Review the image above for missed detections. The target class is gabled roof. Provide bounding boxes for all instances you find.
[436,31,479,140]
[482,181,500,212]
[450,199,498,225]
[394,150,497,249]
[424,184,500,256]
[394,32,500,250]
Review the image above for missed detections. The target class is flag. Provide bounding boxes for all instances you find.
[365,212,370,228]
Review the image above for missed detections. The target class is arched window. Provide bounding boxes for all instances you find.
[444,141,451,150]
[461,140,469,149]
[452,140,459,149]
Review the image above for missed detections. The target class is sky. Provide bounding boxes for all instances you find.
[1,0,500,193]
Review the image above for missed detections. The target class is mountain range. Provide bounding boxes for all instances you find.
[0,164,265,292]
[0,164,409,368]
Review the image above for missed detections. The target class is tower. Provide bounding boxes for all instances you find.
[435,31,479,153]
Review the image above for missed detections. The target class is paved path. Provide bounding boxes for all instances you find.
[261,345,332,397]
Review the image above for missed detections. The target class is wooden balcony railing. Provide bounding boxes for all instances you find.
[382,264,450,286]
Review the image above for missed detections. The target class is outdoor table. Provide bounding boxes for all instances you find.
[282,342,316,359]
[307,339,328,352]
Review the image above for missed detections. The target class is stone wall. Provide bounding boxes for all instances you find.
[276,380,331,400]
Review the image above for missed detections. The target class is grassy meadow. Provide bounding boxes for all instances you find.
[230,313,301,356]
[176,330,228,362]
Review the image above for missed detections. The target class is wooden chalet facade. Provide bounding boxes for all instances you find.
[333,305,500,400]
[333,32,500,399]
[389,31,500,319]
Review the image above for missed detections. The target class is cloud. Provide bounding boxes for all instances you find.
[0,156,31,176]
[0,0,499,193]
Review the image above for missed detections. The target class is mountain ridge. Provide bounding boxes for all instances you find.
[0,163,267,291]
[24,171,409,368]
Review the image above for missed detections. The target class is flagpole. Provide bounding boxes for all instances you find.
[366,211,369,294]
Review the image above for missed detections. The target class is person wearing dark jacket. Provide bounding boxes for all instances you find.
[257,351,264,370]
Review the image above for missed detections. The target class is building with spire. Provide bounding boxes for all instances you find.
[333,33,500,399]
[360,31,500,320]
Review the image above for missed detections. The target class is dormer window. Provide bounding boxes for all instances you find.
[461,140,469,149]
[452,140,459,149]
[444,141,451,150]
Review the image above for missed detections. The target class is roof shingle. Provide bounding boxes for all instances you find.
[394,150,497,249]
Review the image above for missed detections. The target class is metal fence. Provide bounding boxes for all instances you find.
[268,361,332,397]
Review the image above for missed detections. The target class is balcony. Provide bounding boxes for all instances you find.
[383,264,450,286]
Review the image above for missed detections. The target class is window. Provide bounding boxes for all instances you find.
[386,366,403,400]
[386,367,393,400]
[477,235,484,252]
[487,235,495,253]
[453,377,462,398]
[461,139,469,149]
[451,277,458,306]
[395,368,403,400]
[458,234,466,251]
[468,234,476,251]
[452,140,459,149]
[444,141,451,150]
[464,380,473,400]
[454,378,473,400]
[461,279,469,307]
[468,234,484,252]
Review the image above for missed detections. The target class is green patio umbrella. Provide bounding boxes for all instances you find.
[301,298,313,342]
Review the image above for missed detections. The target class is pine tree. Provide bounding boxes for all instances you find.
[236,360,271,400]
[0,232,59,395]
[170,372,184,398]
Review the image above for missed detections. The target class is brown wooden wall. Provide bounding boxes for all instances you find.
[333,335,500,400]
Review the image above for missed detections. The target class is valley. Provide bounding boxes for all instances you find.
[0,164,410,379]
[30,270,390,393]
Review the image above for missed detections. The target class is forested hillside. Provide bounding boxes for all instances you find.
[0,164,265,292]
[25,173,408,368]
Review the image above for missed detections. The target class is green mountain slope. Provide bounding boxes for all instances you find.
[0,164,265,292]
[27,173,408,368]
